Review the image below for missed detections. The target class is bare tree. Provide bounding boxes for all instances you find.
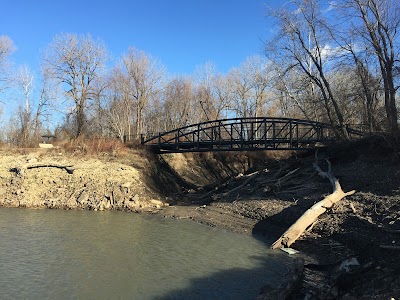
[15,65,34,143]
[340,0,400,134]
[266,0,350,138]
[352,52,382,131]
[0,35,15,94]
[229,67,253,118]
[85,74,109,137]
[32,68,59,141]
[271,68,321,119]
[213,73,234,119]
[245,55,273,118]
[122,48,164,136]
[229,56,272,119]
[194,62,218,121]
[339,44,382,131]
[106,66,134,141]
[162,77,194,131]
[44,33,107,137]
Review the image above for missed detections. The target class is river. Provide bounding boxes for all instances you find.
[0,207,290,299]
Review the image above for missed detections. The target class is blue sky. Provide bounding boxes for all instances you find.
[1,0,286,75]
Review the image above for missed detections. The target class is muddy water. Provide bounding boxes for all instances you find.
[0,207,290,299]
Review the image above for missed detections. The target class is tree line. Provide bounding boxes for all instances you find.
[0,0,398,146]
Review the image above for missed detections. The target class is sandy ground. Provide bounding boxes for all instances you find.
[0,148,167,211]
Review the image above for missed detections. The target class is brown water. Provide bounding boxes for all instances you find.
[0,207,290,299]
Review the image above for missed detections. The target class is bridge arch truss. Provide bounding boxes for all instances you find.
[142,117,363,153]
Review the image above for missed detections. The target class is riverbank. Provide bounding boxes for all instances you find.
[158,137,400,299]
[0,148,166,211]
[0,138,399,299]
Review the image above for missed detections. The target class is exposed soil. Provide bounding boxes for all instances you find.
[0,148,168,211]
[158,136,400,299]
[0,137,399,299]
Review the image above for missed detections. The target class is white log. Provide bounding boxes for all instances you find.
[271,156,355,249]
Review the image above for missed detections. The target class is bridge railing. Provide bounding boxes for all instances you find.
[141,117,364,153]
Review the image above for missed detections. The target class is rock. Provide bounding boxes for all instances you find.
[45,198,57,208]
[39,143,54,149]
[337,257,360,273]
[150,199,164,209]
[112,189,124,206]
[98,199,107,211]
[124,199,138,211]
[66,196,78,209]
[104,199,111,209]
[104,190,112,198]
[121,182,132,188]
[121,182,132,194]
[77,191,90,205]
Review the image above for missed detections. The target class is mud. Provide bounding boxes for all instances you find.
[158,137,400,299]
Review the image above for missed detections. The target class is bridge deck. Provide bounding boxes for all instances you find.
[141,117,363,153]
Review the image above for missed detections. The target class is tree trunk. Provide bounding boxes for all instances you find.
[76,102,86,137]
[386,74,399,135]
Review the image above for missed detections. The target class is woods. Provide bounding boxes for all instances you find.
[0,0,399,146]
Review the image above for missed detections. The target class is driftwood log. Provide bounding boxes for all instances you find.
[271,154,355,249]
[221,171,259,197]
[11,163,75,175]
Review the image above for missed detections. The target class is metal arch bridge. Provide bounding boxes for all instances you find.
[141,117,364,154]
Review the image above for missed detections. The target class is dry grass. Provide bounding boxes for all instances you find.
[0,137,154,160]
[54,137,129,157]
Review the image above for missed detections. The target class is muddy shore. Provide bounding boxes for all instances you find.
[0,138,399,299]
[157,137,400,299]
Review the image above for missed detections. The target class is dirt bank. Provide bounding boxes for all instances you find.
[0,147,267,212]
[158,137,400,299]
[0,148,165,211]
[0,138,399,299]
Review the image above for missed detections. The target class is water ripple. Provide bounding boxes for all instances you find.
[0,208,290,299]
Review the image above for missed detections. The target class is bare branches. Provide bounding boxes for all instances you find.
[14,65,35,145]
[339,0,400,134]
[0,36,14,61]
[44,33,107,137]
[229,55,273,119]
[266,0,349,138]
[121,48,165,136]
[0,35,15,93]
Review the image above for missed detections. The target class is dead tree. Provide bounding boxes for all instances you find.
[271,154,355,249]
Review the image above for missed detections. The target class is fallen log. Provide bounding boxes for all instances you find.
[271,154,355,249]
[11,163,75,175]
[221,171,259,197]
[380,245,400,250]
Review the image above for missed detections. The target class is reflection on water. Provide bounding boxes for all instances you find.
[0,207,290,299]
